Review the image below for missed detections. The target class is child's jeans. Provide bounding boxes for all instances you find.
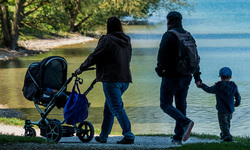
[218,112,232,139]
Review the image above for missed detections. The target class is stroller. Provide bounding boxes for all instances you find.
[22,56,96,142]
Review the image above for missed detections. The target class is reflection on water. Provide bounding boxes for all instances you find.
[1,0,250,137]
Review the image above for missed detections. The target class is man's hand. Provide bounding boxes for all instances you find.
[75,68,83,75]
[195,81,202,88]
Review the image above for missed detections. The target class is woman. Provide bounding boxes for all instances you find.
[75,17,135,144]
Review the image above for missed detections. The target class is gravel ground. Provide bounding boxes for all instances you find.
[0,135,218,150]
[0,123,218,150]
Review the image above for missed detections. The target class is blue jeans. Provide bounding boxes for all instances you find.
[99,82,135,141]
[160,76,192,139]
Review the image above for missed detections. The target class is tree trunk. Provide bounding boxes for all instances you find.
[11,0,26,50]
[0,0,12,48]
[68,0,80,32]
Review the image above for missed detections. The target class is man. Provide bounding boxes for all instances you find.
[155,11,202,144]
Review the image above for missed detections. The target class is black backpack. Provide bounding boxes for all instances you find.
[168,29,200,75]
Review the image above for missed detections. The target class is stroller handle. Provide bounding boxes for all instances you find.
[72,67,96,77]
[82,67,96,71]
[69,67,96,83]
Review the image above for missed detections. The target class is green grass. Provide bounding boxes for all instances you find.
[0,117,121,135]
[135,133,219,140]
[0,134,49,144]
[174,134,250,150]
[94,128,121,136]
[190,133,219,140]
[177,140,250,150]
[0,117,24,126]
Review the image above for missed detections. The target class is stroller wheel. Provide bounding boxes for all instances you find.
[45,120,62,142]
[25,128,36,137]
[77,121,94,142]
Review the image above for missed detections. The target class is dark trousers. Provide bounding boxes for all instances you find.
[218,112,232,139]
[160,76,192,138]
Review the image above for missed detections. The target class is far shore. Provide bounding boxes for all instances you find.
[0,34,96,60]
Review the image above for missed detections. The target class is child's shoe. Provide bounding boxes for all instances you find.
[223,136,233,142]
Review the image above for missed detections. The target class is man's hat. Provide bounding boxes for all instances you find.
[167,11,182,23]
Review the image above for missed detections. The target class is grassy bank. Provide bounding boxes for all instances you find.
[0,134,49,145]
[0,117,24,126]
[0,117,120,135]
[177,135,250,150]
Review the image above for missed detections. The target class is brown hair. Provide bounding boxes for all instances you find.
[107,17,123,34]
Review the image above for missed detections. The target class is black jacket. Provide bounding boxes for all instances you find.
[201,81,241,113]
[80,32,132,83]
[155,24,201,82]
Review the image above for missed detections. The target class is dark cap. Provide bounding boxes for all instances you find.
[167,11,182,23]
[219,67,232,77]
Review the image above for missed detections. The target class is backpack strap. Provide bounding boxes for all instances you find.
[168,29,191,39]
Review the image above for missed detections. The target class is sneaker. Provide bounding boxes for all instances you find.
[116,138,134,144]
[223,136,233,142]
[95,136,107,143]
[182,121,194,142]
[171,138,182,145]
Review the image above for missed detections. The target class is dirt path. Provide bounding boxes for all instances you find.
[0,123,218,149]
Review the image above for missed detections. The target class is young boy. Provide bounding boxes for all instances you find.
[199,67,241,142]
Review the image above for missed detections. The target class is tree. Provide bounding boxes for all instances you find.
[0,0,194,50]
[48,0,162,33]
[0,0,50,50]
[0,0,12,48]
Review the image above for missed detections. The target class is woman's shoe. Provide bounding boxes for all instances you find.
[95,136,107,143]
[116,138,134,144]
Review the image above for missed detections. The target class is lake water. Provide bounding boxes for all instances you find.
[1,0,250,137]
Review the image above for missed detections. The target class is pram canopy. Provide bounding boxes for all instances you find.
[23,56,67,101]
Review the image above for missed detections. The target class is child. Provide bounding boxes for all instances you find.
[41,88,69,108]
[199,67,241,142]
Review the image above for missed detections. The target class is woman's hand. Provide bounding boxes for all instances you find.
[75,68,83,75]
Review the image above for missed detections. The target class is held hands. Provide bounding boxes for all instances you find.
[75,68,83,75]
[195,81,202,88]
[234,102,240,107]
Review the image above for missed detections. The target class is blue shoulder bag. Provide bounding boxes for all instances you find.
[63,78,89,125]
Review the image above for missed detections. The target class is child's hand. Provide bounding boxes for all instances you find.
[234,103,240,107]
